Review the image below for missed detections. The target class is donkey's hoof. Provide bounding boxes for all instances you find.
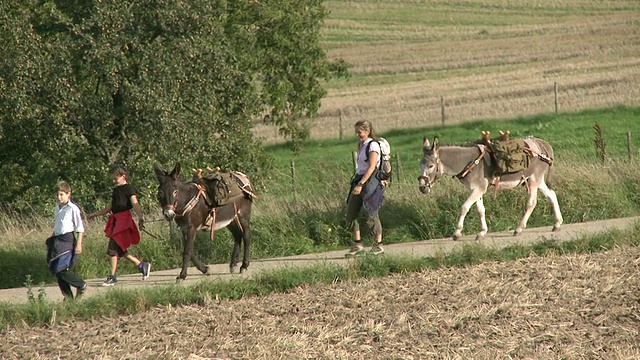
[230,265,237,274]
[475,234,485,241]
[201,266,210,275]
[452,234,461,241]
[552,226,561,232]
[239,267,248,274]
[175,277,185,284]
[513,229,522,236]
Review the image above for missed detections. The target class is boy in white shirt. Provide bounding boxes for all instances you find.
[46,181,87,299]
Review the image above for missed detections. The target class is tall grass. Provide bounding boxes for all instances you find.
[1,107,639,290]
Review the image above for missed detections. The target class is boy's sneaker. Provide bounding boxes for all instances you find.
[102,275,117,287]
[76,283,88,299]
[345,243,365,258]
[371,242,384,255]
[139,262,151,280]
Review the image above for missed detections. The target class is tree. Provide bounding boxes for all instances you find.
[0,0,348,210]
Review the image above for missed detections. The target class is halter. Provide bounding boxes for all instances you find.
[417,156,443,188]
[173,183,210,217]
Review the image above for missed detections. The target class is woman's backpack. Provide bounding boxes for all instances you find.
[366,138,392,181]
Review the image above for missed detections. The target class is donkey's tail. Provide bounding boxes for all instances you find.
[534,138,555,190]
[546,164,554,190]
[542,143,555,190]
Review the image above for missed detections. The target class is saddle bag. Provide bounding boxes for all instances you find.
[490,138,529,173]
[201,172,245,207]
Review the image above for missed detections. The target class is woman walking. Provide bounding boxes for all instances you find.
[345,120,385,256]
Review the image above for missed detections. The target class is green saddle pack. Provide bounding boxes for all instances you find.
[490,138,529,174]
[201,172,245,207]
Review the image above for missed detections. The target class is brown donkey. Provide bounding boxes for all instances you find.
[154,163,255,282]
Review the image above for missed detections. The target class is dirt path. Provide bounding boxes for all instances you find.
[1,216,638,305]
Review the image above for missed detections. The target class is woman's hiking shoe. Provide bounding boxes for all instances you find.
[345,243,365,257]
[102,275,117,286]
[139,261,151,280]
[371,242,384,255]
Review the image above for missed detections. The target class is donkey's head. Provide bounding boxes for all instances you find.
[153,163,182,221]
[418,136,442,194]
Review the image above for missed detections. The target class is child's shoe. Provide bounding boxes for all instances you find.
[139,262,151,280]
[102,275,117,286]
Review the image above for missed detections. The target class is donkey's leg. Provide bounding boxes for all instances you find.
[177,227,209,282]
[538,180,563,231]
[227,217,252,273]
[514,183,539,236]
[228,223,243,274]
[177,227,195,282]
[475,197,489,240]
[189,252,209,276]
[239,220,252,273]
[454,188,485,240]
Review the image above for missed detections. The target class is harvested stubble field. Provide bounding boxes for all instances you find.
[3,246,639,359]
[254,0,640,142]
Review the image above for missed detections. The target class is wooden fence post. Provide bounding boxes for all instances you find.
[554,82,558,113]
[339,110,343,140]
[352,151,358,172]
[395,150,402,182]
[290,159,297,205]
[627,131,633,162]
[440,96,445,126]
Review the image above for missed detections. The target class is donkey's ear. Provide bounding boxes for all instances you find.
[153,163,165,179]
[423,136,430,150]
[171,162,181,180]
[433,136,439,150]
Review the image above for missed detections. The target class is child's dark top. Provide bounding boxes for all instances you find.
[111,184,136,214]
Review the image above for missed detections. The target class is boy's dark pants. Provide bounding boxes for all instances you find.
[56,269,84,297]
[47,232,85,297]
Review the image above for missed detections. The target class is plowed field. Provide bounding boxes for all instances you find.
[3,246,639,359]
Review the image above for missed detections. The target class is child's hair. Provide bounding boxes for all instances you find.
[109,164,128,177]
[55,181,72,194]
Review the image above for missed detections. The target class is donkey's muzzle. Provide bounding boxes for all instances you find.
[417,176,431,194]
[163,209,176,221]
